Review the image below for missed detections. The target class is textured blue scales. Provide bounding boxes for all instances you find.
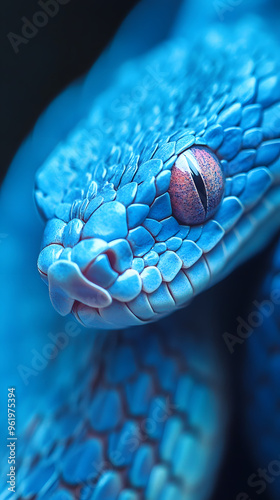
[71,239,108,271]
[132,257,144,273]
[143,218,162,237]
[214,196,244,231]
[262,103,280,139]
[134,159,163,183]
[21,462,57,497]
[163,154,177,170]
[129,293,155,320]
[49,491,74,500]
[257,75,280,107]
[118,491,139,500]
[153,242,167,255]
[243,128,263,148]
[186,225,202,242]
[218,127,242,160]
[196,221,225,253]
[141,266,162,293]
[54,203,71,222]
[129,445,155,488]
[37,244,63,275]
[146,398,169,440]
[126,373,154,416]
[227,148,256,175]
[157,251,182,282]
[91,472,122,500]
[127,203,150,229]
[175,134,195,154]
[155,170,171,196]
[141,143,159,164]
[234,76,257,105]
[99,301,144,328]
[186,258,210,293]
[156,217,180,242]
[119,158,139,187]
[108,421,138,466]
[62,440,103,484]
[217,103,242,127]
[239,168,272,207]
[116,182,138,206]
[176,240,202,268]
[157,357,178,392]
[143,250,159,266]
[173,434,204,484]
[159,417,183,462]
[108,270,142,301]
[255,139,280,165]
[128,227,154,257]
[36,160,74,200]
[149,283,175,313]
[145,465,169,500]
[62,218,84,248]
[149,193,172,221]
[101,184,116,203]
[83,195,104,221]
[90,389,123,431]
[135,176,156,205]
[42,218,66,247]
[167,271,193,305]
[166,236,182,251]
[83,201,127,241]
[155,142,176,162]
[64,187,84,204]
[203,124,224,150]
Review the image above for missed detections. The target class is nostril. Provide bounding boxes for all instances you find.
[84,254,118,288]
[105,249,117,271]
[105,239,133,274]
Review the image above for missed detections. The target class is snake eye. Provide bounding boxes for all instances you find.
[169,146,225,225]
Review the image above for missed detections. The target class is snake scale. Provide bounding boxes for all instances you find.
[1,0,280,499]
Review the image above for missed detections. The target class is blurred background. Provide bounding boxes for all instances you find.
[1,0,140,183]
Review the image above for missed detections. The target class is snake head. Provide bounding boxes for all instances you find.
[35,27,280,329]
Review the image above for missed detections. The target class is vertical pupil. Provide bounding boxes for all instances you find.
[187,157,208,212]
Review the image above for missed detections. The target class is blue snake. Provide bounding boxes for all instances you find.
[1,1,280,498]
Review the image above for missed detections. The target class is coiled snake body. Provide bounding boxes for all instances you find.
[1,2,280,499]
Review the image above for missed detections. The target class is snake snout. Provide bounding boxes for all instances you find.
[37,232,144,320]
